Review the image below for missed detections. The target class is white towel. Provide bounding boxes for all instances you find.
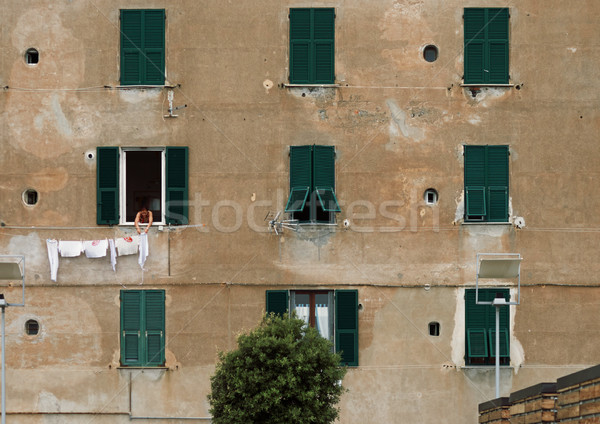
[109,239,117,271]
[46,239,59,282]
[138,233,149,270]
[115,236,139,256]
[83,239,108,258]
[58,241,84,257]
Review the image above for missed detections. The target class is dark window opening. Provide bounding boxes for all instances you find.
[23,189,38,206]
[25,48,39,65]
[125,151,162,222]
[424,188,438,205]
[25,319,39,335]
[429,322,440,336]
[423,45,438,62]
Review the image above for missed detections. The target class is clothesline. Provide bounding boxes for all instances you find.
[46,235,149,282]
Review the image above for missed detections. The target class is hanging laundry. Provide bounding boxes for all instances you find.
[58,240,84,257]
[108,239,117,271]
[83,239,108,258]
[115,236,139,256]
[46,239,59,282]
[138,233,149,270]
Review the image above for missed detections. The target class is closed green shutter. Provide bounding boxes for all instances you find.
[121,10,165,85]
[313,145,335,191]
[465,289,509,364]
[97,147,120,225]
[143,10,165,85]
[121,290,142,365]
[289,8,334,84]
[266,290,289,317]
[285,146,312,213]
[166,146,188,225]
[486,146,509,222]
[335,290,358,367]
[464,8,509,84]
[313,9,335,84]
[144,290,165,366]
[464,145,509,222]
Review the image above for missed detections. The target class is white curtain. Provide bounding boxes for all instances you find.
[316,304,329,340]
[295,304,310,326]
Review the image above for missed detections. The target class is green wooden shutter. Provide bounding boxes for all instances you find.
[464,146,486,220]
[144,290,165,366]
[266,290,289,317]
[97,147,119,225]
[467,329,488,357]
[487,8,509,84]
[290,9,311,83]
[121,10,143,85]
[487,146,509,222]
[313,145,340,213]
[335,290,358,367]
[464,8,509,84]
[464,8,486,84]
[286,145,312,213]
[166,146,188,225]
[489,329,509,357]
[143,10,165,85]
[121,290,142,366]
[313,9,335,84]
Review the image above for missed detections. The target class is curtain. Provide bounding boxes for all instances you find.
[316,304,329,340]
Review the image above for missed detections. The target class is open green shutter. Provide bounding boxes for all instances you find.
[313,9,335,84]
[489,329,510,357]
[266,290,289,317]
[166,146,188,225]
[285,187,310,212]
[144,290,165,366]
[290,9,311,84]
[97,147,119,225]
[121,290,142,366]
[143,10,165,85]
[335,290,358,367]
[316,188,341,212]
[467,329,488,357]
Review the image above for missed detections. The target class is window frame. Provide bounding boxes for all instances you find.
[120,9,166,86]
[96,146,188,226]
[463,7,510,85]
[289,8,335,85]
[266,289,358,367]
[120,289,166,367]
[464,145,509,223]
[465,288,510,366]
[285,145,340,224]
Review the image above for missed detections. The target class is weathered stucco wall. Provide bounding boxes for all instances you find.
[1,1,600,423]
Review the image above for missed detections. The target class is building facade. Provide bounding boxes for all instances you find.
[1,1,599,423]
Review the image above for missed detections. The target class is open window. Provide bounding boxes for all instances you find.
[97,146,188,226]
[266,289,358,366]
[285,145,340,224]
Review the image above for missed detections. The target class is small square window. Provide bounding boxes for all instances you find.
[429,322,440,336]
[25,48,39,65]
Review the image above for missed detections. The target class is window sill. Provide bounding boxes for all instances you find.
[462,222,511,225]
[461,83,514,88]
[283,83,340,88]
[117,366,169,370]
[114,84,178,89]
[461,365,512,369]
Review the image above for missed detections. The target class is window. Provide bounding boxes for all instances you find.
[97,146,188,225]
[464,145,509,222]
[266,289,358,367]
[465,289,509,366]
[285,145,340,223]
[289,8,335,84]
[120,290,165,367]
[464,8,509,84]
[25,48,39,65]
[423,45,438,63]
[25,319,40,335]
[120,9,165,85]
[22,189,38,206]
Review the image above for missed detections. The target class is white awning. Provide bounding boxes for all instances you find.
[478,258,522,279]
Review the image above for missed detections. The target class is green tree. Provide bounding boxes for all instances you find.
[208,314,347,424]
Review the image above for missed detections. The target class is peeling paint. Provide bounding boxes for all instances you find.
[386,99,425,142]
[451,288,464,366]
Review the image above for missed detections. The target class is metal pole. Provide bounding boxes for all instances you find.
[1,306,5,424]
[495,304,500,399]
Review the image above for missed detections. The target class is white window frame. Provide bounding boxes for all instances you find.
[120,147,166,225]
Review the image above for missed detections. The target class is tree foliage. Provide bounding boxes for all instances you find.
[208,314,347,424]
